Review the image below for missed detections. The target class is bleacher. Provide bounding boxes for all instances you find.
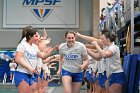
[0,50,61,87]
[0,50,15,84]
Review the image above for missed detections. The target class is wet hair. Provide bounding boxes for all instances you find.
[101,29,110,34]
[26,28,38,42]
[20,26,33,42]
[101,29,116,42]
[65,31,75,38]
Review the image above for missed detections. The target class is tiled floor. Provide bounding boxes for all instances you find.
[0,83,87,93]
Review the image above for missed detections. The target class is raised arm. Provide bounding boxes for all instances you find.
[75,32,103,48]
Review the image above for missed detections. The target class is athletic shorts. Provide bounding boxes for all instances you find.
[62,68,84,82]
[108,72,126,86]
[86,70,97,83]
[40,70,44,79]
[14,71,38,87]
[10,71,15,74]
[29,73,38,86]
[98,71,107,88]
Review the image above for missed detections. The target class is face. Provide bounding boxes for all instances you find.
[33,32,40,44]
[65,33,75,47]
[100,34,109,46]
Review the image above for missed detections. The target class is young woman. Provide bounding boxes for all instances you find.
[57,31,89,93]
[87,29,125,93]
[75,31,108,93]
[15,27,56,93]
[9,58,17,81]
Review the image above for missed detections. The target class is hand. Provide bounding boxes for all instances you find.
[44,37,51,44]
[78,64,85,70]
[52,45,59,51]
[29,68,36,74]
[43,70,51,80]
[43,28,47,39]
[91,41,98,46]
[44,70,50,76]
[56,69,61,76]
[74,31,81,36]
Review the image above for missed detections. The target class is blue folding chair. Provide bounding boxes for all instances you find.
[122,54,132,93]
[128,54,138,93]
[133,54,140,93]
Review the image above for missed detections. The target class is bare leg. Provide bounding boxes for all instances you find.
[62,76,72,93]
[30,82,38,93]
[10,74,13,80]
[37,78,42,93]
[109,83,122,93]
[42,80,48,93]
[105,80,109,93]
[72,82,82,93]
[18,80,30,93]
[97,85,102,93]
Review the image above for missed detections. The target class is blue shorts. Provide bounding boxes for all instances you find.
[40,70,44,79]
[10,71,15,74]
[62,68,84,82]
[86,71,97,83]
[14,71,38,87]
[98,71,107,88]
[108,72,126,86]
[29,73,38,86]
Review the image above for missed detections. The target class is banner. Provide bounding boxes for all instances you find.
[3,0,79,28]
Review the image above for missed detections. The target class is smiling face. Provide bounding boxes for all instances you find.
[65,32,76,47]
[34,32,40,41]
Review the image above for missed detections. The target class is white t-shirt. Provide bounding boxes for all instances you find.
[88,56,98,73]
[105,43,123,77]
[97,58,106,74]
[16,41,38,74]
[59,41,88,73]
[9,63,17,71]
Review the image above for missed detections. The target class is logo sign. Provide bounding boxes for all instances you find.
[3,0,79,28]
[22,0,61,22]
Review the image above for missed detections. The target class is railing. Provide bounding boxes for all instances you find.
[99,0,140,54]
[99,0,124,31]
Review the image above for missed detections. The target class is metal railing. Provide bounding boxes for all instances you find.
[99,0,140,54]
[99,0,124,32]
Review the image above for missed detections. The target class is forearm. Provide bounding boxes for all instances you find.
[95,44,106,58]
[78,34,98,42]
[85,44,96,49]
[78,34,103,48]
[82,59,89,68]
[15,58,34,73]
[58,61,63,71]
[42,55,55,64]
[87,49,101,59]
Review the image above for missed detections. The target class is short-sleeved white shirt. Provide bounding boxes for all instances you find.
[88,56,98,72]
[59,41,87,73]
[16,42,38,74]
[9,63,17,71]
[105,43,123,77]
[97,58,106,74]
